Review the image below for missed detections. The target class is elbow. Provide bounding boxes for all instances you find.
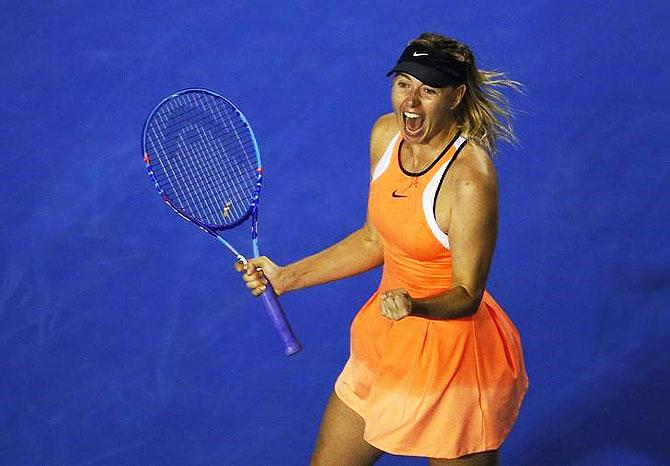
[360,226,383,260]
[459,285,484,317]
[466,295,483,316]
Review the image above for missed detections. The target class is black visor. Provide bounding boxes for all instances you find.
[386,44,466,87]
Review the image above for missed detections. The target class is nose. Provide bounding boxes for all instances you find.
[406,87,422,109]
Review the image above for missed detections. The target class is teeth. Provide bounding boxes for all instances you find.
[404,112,422,118]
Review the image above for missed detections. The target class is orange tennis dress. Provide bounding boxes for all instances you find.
[334,132,529,459]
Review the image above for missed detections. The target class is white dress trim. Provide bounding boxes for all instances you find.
[371,133,400,182]
[421,136,467,250]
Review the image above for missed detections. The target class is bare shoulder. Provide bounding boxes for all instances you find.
[449,142,498,198]
[434,140,499,234]
[369,113,399,167]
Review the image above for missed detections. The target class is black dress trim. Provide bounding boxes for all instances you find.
[432,140,467,217]
[398,131,462,177]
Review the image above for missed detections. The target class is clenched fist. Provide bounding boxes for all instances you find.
[380,288,413,320]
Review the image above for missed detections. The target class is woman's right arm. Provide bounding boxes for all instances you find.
[281,218,383,293]
[238,113,398,296]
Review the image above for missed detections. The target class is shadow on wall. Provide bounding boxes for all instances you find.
[520,334,670,465]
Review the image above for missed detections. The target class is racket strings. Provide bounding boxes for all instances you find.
[145,92,260,227]
[152,164,255,221]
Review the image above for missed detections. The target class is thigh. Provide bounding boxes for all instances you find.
[310,392,384,466]
[428,450,499,466]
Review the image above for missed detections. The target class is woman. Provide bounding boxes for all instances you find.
[237,32,528,466]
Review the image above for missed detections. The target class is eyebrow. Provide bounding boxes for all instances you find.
[395,73,438,90]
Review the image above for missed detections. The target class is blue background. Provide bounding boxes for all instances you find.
[2,1,669,464]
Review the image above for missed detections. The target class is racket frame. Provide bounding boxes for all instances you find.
[142,88,301,356]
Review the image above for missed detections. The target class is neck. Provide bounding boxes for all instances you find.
[405,124,460,162]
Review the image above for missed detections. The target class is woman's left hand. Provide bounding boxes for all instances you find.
[380,288,413,320]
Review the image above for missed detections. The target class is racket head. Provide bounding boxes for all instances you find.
[142,88,262,231]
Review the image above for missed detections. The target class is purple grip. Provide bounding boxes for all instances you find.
[260,284,302,356]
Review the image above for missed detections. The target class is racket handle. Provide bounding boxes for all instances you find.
[259,284,302,356]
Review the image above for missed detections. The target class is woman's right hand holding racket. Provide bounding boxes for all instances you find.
[235,256,286,297]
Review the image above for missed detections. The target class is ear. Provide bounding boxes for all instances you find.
[450,84,467,110]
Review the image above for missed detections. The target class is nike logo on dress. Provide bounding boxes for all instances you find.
[413,52,428,57]
[392,190,408,198]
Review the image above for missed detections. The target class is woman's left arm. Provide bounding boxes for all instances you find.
[380,149,498,320]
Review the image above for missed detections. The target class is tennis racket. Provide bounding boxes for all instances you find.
[142,88,302,356]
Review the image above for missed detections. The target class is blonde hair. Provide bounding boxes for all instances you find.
[409,32,521,154]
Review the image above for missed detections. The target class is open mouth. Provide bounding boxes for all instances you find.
[403,111,424,137]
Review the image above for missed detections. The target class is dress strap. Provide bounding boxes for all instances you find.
[421,135,468,250]
[371,132,400,182]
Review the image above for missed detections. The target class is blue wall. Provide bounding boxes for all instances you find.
[2,1,668,464]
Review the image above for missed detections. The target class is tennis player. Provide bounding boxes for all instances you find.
[237,32,528,466]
